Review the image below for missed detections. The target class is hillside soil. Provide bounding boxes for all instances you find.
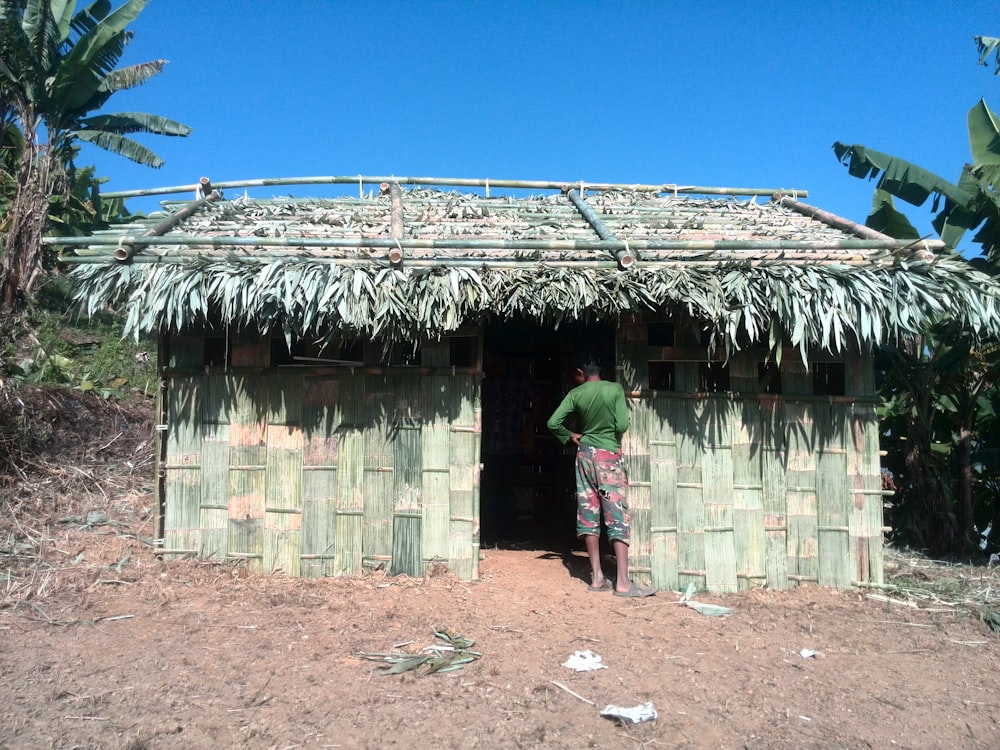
[1,387,998,749]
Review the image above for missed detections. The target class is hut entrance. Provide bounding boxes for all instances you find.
[480,319,615,549]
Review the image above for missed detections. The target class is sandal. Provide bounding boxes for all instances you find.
[587,579,613,592]
[613,582,656,598]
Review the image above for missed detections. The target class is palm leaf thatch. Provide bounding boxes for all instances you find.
[57,181,1000,357]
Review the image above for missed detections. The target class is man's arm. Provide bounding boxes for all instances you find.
[614,384,629,435]
[546,393,576,445]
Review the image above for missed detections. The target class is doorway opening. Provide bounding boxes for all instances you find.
[479,318,615,549]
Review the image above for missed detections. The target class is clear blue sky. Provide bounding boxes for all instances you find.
[84,0,997,246]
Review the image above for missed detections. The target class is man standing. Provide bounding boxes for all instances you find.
[546,353,654,597]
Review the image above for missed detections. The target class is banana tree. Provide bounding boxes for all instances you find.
[0,0,190,308]
[833,46,1000,553]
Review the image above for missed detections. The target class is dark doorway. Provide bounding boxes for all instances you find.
[479,318,616,549]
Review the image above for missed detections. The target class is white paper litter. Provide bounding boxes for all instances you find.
[600,701,658,724]
[800,648,818,659]
[562,650,607,672]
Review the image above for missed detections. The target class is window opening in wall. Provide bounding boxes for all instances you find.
[273,335,364,366]
[812,362,846,396]
[648,361,675,391]
[700,362,730,393]
[449,336,477,368]
[647,322,675,347]
[204,336,228,367]
[758,362,782,394]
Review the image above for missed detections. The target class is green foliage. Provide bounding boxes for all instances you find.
[0,0,190,307]
[835,37,1000,555]
[2,274,156,398]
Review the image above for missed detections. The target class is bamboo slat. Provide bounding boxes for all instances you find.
[623,401,653,586]
[732,400,766,590]
[676,426,707,588]
[391,423,423,576]
[391,513,423,576]
[163,376,202,557]
[198,421,229,559]
[334,375,365,575]
[264,422,304,576]
[816,445,849,587]
[227,375,266,569]
[300,376,341,577]
[762,409,789,589]
[448,373,479,580]
[362,375,397,567]
[422,373,452,565]
[702,405,737,592]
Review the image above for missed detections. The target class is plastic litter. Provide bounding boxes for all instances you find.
[562,650,607,672]
[679,582,734,617]
[600,701,657,724]
[975,521,992,551]
[800,648,818,659]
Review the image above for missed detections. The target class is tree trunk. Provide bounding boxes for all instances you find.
[1,142,61,310]
[956,421,975,554]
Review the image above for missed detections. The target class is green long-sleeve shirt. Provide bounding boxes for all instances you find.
[546,379,629,451]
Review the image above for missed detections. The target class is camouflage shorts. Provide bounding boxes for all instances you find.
[575,444,630,543]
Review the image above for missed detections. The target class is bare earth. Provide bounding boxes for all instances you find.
[1,389,998,750]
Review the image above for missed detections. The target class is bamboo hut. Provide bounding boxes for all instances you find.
[55,175,1000,591]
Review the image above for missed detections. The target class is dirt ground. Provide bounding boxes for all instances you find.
[1,388,999,750]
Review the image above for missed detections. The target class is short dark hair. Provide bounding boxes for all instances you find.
[574,352,601,377]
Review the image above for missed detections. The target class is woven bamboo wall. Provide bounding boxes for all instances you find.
[616,316,884,592]
[159,320,882,591]
[158,335,482,579]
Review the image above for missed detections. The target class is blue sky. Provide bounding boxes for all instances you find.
[85,0,997,246]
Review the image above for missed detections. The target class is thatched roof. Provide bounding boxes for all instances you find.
[56,177,1000,356]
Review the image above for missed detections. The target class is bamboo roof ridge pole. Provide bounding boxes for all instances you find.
[51,234,930,253]
[564,187,635,269]
[113,177,222,263]
[100,175,811,200]
[380,182,405,265]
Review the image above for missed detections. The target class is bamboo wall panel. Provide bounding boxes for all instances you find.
[784,402,818,583]
[334,375,364,575]
[846,353,883,585]
[362,374,398,571]
[849,402,884,583]
[422,374,452,566]
[732,400,766,590]
[649,430,679,589]
[675,414,707,589]
[391,425,423,577]
[816,445,849,587]
[449,373,479,580]
[618,316,652,585]
[163,376,202,555]
[702,402,737,592]
[301,376,341,577]
[156,326,884,591]
[228,375,266,568]
[199,421,229,559]
[264,420,304,576]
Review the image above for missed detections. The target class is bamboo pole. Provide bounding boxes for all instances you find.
[777,195,946,253]
[565,188,634,268]
[47,234,914,252]
[100,175,810,200]
[382,182,405,264]
[59,254,897,269]
[113,185,221,262]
